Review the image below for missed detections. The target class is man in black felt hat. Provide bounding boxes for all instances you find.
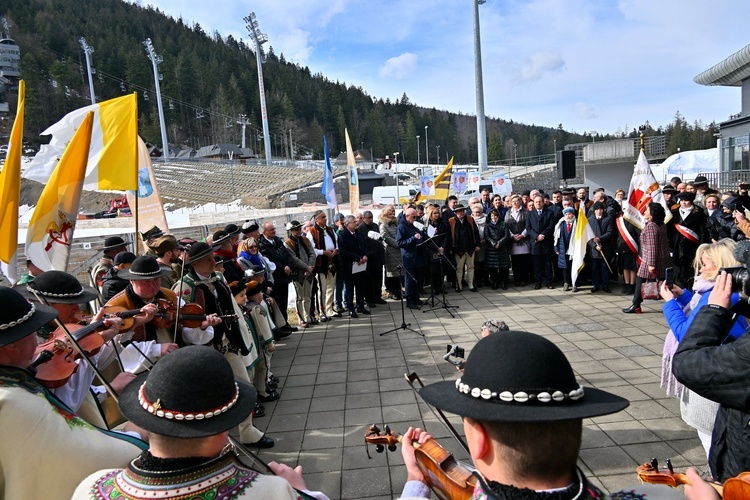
[146,235,184,288]
[91,235,131,288]
[398,331,630,499]
[670,191,707,288]
[73,346,328,499]
[172,243,275,448]
[22,270,137,426]
[0,287,146,499]
[213,229,245,283]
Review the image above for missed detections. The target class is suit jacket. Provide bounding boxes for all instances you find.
[526,208,555,254]
[258,235,294,283]
[587,214,614,260]
[338,229,366,270]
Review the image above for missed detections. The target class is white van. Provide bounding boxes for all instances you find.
[372,185,419,206]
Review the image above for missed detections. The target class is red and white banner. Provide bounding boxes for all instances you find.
[622,151,672,230]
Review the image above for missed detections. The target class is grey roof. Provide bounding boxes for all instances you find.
[694,43,750,87]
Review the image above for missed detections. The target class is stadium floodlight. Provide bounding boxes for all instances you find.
[144,38,170,160]
[474,0,488,171]
[79,38,96,105]
[244,12,273,166]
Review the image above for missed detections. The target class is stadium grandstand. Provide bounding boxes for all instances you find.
[152,160,347,208]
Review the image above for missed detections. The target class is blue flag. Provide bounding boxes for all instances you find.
[322,135,337,209]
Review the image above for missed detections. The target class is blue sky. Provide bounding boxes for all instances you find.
[139,0,750,136]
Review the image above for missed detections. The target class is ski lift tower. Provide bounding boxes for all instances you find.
[245,12,273,166]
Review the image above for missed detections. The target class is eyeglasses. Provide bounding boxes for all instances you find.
[248,245,258,249]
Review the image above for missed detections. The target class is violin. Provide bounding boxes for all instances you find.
[364,424,476,500]
[151,298,237,329]
[636,458,750,498]
[32,318,110,388]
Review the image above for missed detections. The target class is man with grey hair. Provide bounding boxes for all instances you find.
[481,318,510,337]
[258,222,294,325]
[338,214,368,317]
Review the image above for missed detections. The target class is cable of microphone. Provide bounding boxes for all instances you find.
[367,230,385,242]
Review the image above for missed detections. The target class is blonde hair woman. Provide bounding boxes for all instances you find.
[660,238,748,459]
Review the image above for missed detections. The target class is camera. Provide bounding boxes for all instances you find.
[720,266,750,297]
[444,344,465,369]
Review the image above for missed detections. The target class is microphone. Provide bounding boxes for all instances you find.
[734,240,750,266]
[413,221,425,231]
[367,230,385,242]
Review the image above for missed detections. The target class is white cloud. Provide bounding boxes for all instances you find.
[511,51,565,85]
[575,102,598,120]
[378,53,418,79]
[276,28,313,64]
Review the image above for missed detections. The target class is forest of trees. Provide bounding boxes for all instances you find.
[1,0,721,164]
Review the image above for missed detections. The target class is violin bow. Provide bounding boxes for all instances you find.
[405,372,470,456]
[173,255,188,343]
[28,289,121,406]
[226,436,319,500]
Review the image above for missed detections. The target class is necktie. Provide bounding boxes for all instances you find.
[567,223,572,232]
[538,211,542,216]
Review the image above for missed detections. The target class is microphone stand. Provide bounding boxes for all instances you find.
[417,231,458,317]
[379,244,423,337]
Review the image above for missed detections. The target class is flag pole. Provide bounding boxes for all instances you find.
[133,93,141,255]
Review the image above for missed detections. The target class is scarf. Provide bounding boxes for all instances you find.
[239,251,264,268]
[661,277,714,398]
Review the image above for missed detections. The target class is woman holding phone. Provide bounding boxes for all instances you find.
[659,238,747,461]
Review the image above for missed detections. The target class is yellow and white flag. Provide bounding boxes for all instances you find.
[569,203,595,287]
[0,80,25,284]
[413,156,454,204]
[345,128,359,214]
[23,93,138,191]
[26,112,94,272]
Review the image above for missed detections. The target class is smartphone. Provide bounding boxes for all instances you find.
[665,267,674,288]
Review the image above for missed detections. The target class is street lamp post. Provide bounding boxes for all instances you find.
[474,0,488,172]
[436,145,440,165]
[513,144,518,166]
[425,125,429,166]
[393,152,400,167]
[416,135,421,167]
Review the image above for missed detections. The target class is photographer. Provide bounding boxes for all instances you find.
[672,270,750,481]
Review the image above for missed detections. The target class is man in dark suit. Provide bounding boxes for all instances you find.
[587,202,614,293]
[259,222,296,325]
[396,207,425,309]
[526,195,555,289]
[338,215,369,317]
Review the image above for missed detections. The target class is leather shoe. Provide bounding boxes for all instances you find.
[309,319,320,325]
[546,284,554,289]
[333,312,342,318]
[407,303,421,310]
[454,286,462,293]
[269,375,279,383]
[357,308,371,315]
[468,287,478,292]
[534,283,542,290]
[563,283,570,291]
[258,391,280,402]
[245,436,275,449]
[602,287,611,293]
[319,315,329,323]
[572,286,578,292]
[349,311,359,318]
[591,287,599,293]
[375,298,388,305]
[273,329,292,341]
[622,305,642,314]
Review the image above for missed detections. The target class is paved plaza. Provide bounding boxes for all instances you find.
[245,282,702,499]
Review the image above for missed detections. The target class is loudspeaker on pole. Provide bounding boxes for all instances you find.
[556,150,576,179]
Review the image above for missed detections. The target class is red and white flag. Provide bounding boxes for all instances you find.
[622,151,672,230]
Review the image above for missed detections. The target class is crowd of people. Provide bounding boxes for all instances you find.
[5,174,750,498]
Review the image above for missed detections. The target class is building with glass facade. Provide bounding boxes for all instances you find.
[695,44,750,173]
